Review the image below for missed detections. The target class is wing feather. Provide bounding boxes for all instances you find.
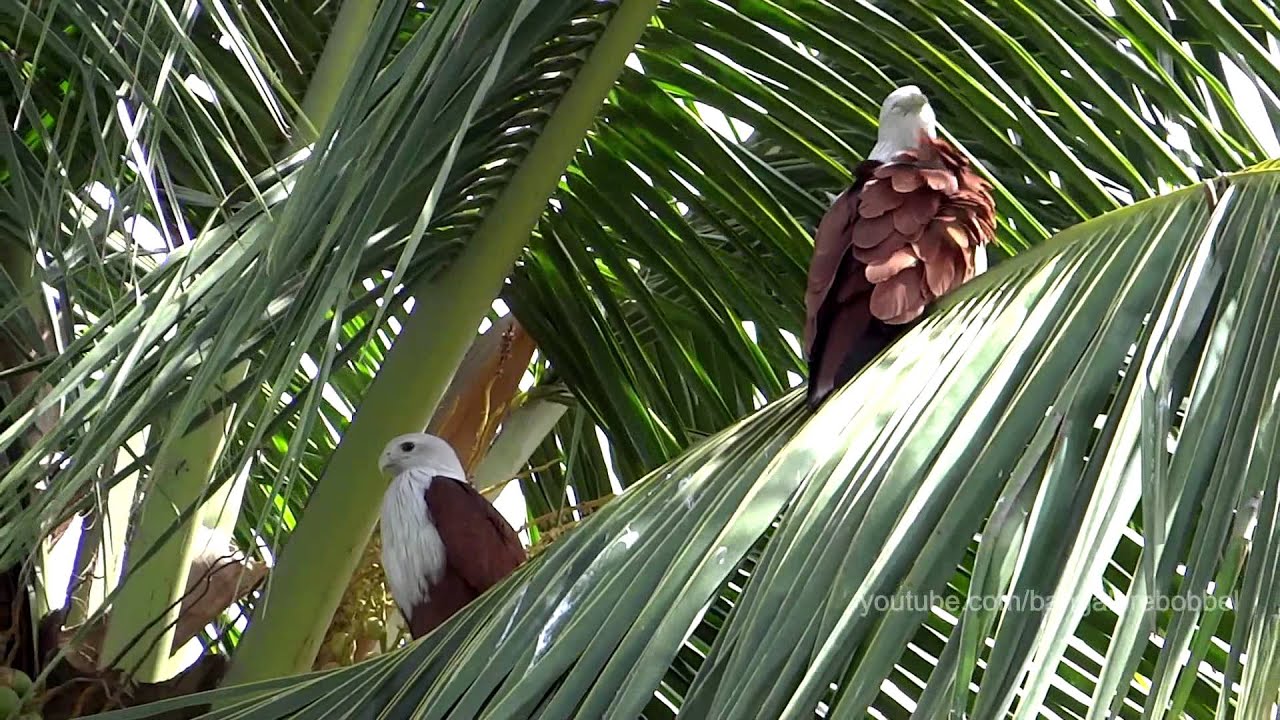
[425,476,526,595]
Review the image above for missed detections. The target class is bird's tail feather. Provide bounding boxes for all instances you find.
[806,307,911,410]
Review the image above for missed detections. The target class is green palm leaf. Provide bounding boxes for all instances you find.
[88,165,1280,718]
[4,0,1280,715]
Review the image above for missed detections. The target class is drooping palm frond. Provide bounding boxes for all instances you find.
[1,0,641,689]
[92,163,1280,719]
[0,0,608,564]
[509,0,1280,504]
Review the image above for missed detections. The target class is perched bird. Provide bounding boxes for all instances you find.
[378,432,526,638]
[804,85,997,408]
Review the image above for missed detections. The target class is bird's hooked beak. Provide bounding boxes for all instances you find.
[377,449,395,475]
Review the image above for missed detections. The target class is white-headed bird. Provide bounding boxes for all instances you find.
[378,432,525,638]
[805,85,997,408]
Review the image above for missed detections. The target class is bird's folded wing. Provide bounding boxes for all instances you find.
[805,137,996,358]
[426,476,527,594]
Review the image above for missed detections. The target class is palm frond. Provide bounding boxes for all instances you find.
[87,164,1280,719]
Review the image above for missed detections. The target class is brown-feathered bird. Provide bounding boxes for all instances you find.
[804,85,996,408]
[378,432,526,638]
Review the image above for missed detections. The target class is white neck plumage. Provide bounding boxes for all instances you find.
[869,113,936,162]
[381,467,447,612]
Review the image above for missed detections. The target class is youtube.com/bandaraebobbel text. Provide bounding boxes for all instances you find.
[854,590,1229,615]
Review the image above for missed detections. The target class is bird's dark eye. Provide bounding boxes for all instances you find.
[399,441,415,452]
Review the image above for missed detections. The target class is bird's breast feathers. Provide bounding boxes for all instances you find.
[380,468,447,613]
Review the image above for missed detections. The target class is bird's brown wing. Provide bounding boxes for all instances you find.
[408,569,475,638]
[805,160,880,408]
[425,475,527,594]
[804,136,996,408]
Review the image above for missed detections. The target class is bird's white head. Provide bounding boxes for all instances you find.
[378,432,465,478]
[869,84,936,162]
